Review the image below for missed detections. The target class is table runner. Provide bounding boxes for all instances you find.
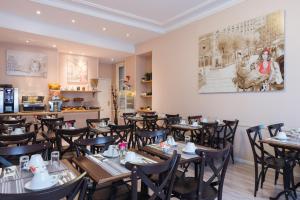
[0,161,76,194]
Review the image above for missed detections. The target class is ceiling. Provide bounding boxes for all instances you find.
[0,0,243,63]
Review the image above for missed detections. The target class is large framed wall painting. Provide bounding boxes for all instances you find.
[67,55,88,84]
[6,50,47,77]
[198,10,284,93]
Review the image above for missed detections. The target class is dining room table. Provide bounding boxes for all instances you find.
[71,150,162,199]
[0,159,79,194]
[260,132,300,200]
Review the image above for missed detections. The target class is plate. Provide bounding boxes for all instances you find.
[120,158,143,165]
[103,151,119,158]
[24,175,58,191]
[182,148,196,155]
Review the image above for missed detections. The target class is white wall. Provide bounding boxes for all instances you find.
[135,0,300,162]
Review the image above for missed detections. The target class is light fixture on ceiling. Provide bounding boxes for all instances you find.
[71,19,76,23]
[52,44,56,48]
[36,10,41,15]
[102,27,107,31]
[111,58,115,62]
[25,40,30,43]
[69,51,73,54]
[126,33,130,37]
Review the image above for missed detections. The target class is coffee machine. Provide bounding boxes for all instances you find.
[0,88,19,113]
[49,95,62,112]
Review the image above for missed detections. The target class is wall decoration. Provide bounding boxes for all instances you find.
[198,10,284,93]
[6,50,47,77]
[67,55,88,84]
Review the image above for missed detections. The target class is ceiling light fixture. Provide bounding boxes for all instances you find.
[102,27,107,31]
[26,40,30,43]
[126,33,130,37]
[52,44,56,48]
[36,10,41,15]
[69,51,73,54]
[71,19,76,23]
[111,58,115,62]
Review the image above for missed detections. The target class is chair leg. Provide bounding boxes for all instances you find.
[274,170,279,185]
[261,167,268,189]
[254,165,259,197]
[231,147,234,164]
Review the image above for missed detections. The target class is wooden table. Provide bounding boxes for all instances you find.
[0,159,79,194]
[261,136,300,200]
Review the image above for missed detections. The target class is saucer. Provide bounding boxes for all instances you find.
[103,150,119,158]
[275,136,288,140]
[24,175,58,191]
[182,148,196,155]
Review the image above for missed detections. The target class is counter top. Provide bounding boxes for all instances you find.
[0,109,101,116]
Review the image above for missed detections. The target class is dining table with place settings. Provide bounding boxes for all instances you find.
[0,159,80,194]
[260,131,300,200]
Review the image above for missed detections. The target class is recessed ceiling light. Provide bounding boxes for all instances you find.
[52,44,56,48]
[26,40,30,43]
[71,19,76,23]
[111,58,115,62]
[69,51,73,54]
[102,27,107,31]
[126,33,130,37]
[36,10,41,15]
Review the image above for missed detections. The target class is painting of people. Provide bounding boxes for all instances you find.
[198,10,284,93]
[67,55,88,84]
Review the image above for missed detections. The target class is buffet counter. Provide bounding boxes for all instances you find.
[0,109,101,118]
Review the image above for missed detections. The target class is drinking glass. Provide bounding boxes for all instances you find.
[51,151,60,167]
[185,135,191,143]
[19,155,29,176]
[7,127,13,135]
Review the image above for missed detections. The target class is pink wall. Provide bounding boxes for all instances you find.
[0,42,58,98]
[135,0,300,162]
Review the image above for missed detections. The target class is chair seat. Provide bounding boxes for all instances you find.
[172,177,218,200]
[42,131,56,141]
[264,156,285,169]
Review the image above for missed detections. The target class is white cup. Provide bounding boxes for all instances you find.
[28,154,45,170]
[125,151,136,162]
[14,128,23,135]
[192,121,198,126]
[107,145,117,156]
[30,170,52,189]
[180,119,186,125]
[277,132,287,139]
[185,142,196,152]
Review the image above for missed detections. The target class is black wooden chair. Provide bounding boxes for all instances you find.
[0,142,51,167]
[74,136,115,155]
[216,119,239,163]
[172,144,231,200]
[165,114,180,118]
[86,118,110,137]
[141,114,159,131]
[0,132,36,147]
[196,122,218,147]
[40,117,64,145]
[187,115,202,124]
[56,127,89,159]
[125,151,181,200]
[122,112,136,125]
[110,124,134,147]
[0,172,88,200]
[246,125,295,197]
[136,130,167,150]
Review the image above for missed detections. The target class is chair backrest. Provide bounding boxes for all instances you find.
[246,125,270,167]
[75,136,115,155]
[122,112,136,125]
[126,151,181,200]
[0,118,26,125]
[110,124,134,144]
[195,144,231,200]
[0,142,51,167]
[136,130,167,149]
[188,115,202,124]
[0,132,36,147]
[165,114,180,118]
[0,172,88,200]
[223,119,239,143]
[165,117,181,126]
[198,122,218,147]
[142,114,159,131]
[86,118,110,128]
[41,117,64,132]
[56,127,89,157]
[267,123,284,137]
